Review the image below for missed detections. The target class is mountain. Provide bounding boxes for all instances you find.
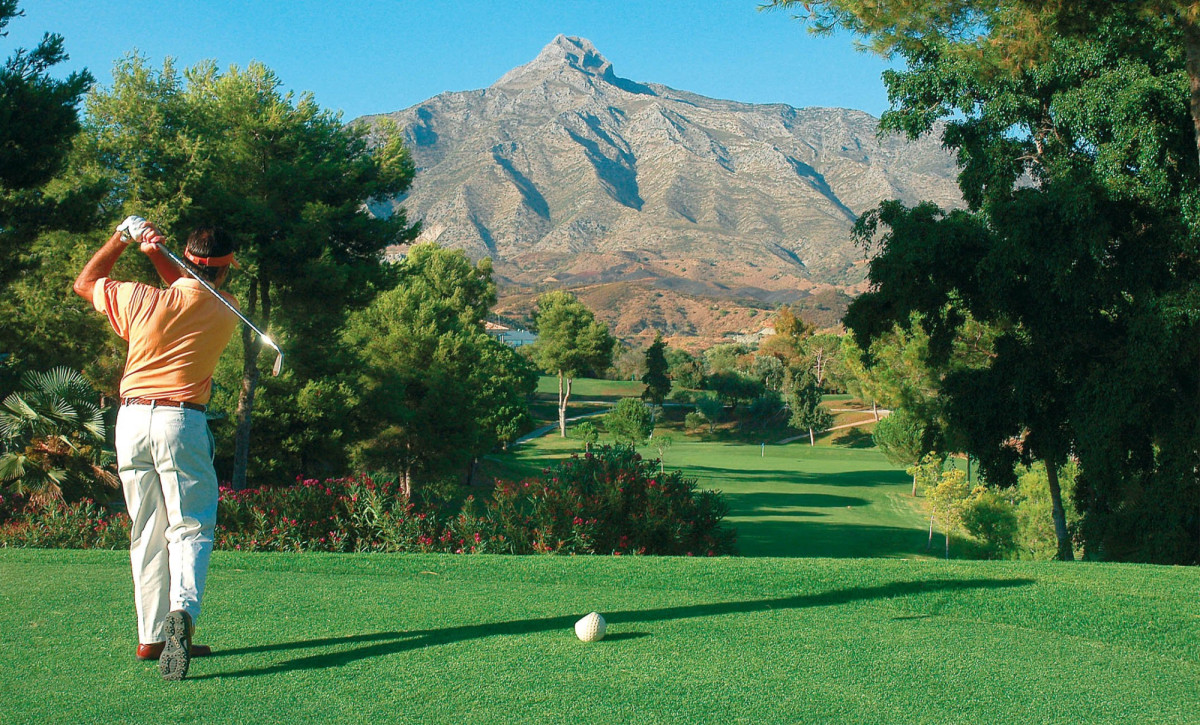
[359,35,961,342]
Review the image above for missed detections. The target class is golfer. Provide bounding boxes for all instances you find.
[74,217,240,681]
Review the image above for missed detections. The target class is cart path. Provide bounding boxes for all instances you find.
[775,409,889,445]
[515,401,889,447]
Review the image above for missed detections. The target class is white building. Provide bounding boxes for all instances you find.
[485,321,538,348]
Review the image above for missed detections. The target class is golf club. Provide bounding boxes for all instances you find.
[120,217,284,376]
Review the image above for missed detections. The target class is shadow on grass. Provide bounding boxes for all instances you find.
[730,522,931,559]
[724,492,870,512]
[195,577,1033,680]
[832,429,875,449]
[680,465,909,489]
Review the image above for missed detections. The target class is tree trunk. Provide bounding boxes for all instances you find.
[872,402,879,421]
[912,472,919,497]
[400,467,411,499]
[1182,18,1200,169]
[557,372,572,437]
[928,515,935,550]
[1045,461,1074,561]
[808,427,815,446]
[945,531,950,559]
[400,441,413,498]
[232,276,265,490]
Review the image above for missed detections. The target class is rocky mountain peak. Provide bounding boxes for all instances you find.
[537,35,609,72]
[494,35,652,94]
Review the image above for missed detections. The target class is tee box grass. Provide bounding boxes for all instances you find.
[1,550,1196,723]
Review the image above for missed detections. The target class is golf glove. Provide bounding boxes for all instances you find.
[116,215,150,242]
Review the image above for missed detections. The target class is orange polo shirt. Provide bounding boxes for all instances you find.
[93,277,240,405]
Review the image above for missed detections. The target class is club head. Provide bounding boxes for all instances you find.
[260,334,284,377]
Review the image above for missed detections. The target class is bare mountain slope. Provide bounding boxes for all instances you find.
[361,35,960,340]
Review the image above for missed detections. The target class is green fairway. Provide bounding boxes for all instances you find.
[493,416,927,559]
[535,375,644,400]
[660,441,929,558]
[1,550,1196,724]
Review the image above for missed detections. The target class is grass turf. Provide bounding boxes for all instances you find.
[1,550,1196,724]
[662,441,931,559]
[490,417,929,559]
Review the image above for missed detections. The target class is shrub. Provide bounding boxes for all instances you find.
[961,488,1019,559]
[684,411,707,432]
[669,389,696,404]
[0,499,130,549]
[695,396,724,432]
[478,445,737,556]
[215,475,446,553]
[3,451,739,557]
[574,421,599,451]
[746,391,784,427]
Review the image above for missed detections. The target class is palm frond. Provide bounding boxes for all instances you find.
[80,408,106,440]
[0,452,27,481]
[48,396,80,426]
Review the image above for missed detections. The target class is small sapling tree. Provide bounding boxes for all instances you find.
[605,398,653,446]
[786,370,832,446]
[531,291,615,437]
[695,395,724,433]
[574,421,599,452]
[873,407,930,495]
[652,433,674,473]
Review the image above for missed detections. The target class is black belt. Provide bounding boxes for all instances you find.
[121,397,207,413]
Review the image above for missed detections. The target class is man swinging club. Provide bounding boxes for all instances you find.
[74,216,240,681]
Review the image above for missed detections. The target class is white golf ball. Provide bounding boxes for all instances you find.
[575,612,607,642]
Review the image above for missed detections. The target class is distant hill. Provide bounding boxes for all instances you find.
[360,35,961,345]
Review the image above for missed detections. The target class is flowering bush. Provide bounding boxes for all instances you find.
[2,448,737,556]
[216,475,446,553]
[477,446,737,556]
[0,498,130,549]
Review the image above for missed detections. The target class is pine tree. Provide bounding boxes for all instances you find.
[641,334,672,406]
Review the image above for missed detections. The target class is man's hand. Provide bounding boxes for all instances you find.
[139,224,165,254]
[135,222,182,286]
[116,215,149,242]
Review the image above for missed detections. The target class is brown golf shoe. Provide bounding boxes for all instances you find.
[136,642,212,660]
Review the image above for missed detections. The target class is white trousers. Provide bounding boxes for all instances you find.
[116,403,218,644]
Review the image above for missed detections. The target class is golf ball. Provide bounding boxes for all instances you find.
[575,612,607,642]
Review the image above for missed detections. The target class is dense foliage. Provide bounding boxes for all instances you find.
[605,398,654,445]
[782,2,1200,563]
[0,368,116,504]
[343,243,537,494]
[0,3,99,389]
[641,334,671,405]
[1,447,737,556]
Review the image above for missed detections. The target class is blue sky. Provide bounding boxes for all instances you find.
[6,0,896,121]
